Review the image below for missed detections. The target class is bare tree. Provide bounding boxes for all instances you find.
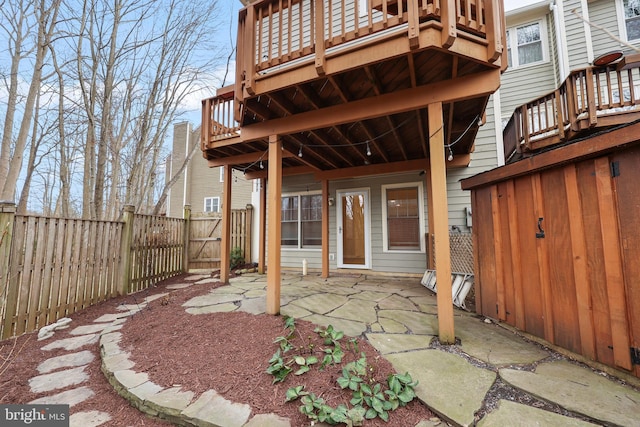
[0,0,62,202]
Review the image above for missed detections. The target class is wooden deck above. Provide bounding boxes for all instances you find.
[201,0,505,176]
[503,54,640,164]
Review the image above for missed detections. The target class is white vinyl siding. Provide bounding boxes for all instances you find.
[564,0,591,68]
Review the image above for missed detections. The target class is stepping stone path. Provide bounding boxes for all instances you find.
[26,289,171,427]
[22,272,640,427]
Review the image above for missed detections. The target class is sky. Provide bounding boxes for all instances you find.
[504,0,544,12]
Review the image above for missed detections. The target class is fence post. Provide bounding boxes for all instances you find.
[119,205,135,296]
[0,202,16,339]
[183,205,191,273]
[245,204,253,264]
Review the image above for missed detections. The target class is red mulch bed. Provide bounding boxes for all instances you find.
[1,273,434,426]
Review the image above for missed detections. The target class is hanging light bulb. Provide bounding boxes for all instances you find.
[366,141,372,156]
[447,147,454,162]
[298,145,303,158]
[259,160,264,169]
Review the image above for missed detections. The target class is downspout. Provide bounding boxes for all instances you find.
[551,0,570,82]
[493,89,506,166]
[580,0,595,64]
[182,122,191,211]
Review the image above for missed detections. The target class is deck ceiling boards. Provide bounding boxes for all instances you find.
[204,48,494,172]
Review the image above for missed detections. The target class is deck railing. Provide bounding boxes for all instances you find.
[235,0,502,98]
[504,61,640,162]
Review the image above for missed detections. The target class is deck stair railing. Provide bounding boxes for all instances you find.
[504,60,640,162]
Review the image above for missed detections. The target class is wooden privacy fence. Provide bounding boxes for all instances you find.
[0,204,185,339]
[187,205,253,270]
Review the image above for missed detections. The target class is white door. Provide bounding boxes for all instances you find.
[337,189,371,269]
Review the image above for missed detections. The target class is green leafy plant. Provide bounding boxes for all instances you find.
[229,246,244,269]
[270,318,419,425]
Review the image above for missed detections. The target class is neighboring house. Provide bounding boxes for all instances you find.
[165,122,254,218]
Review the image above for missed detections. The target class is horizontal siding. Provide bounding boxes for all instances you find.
[589,0,623,59]
[564,0,590,69]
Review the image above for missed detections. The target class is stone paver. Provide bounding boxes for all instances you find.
[37,350,95,374]
[69,323,113,336]
[477,400,598,427]
[113,370,150,389]
[29,386,95,407]
[456,315,550,366]
[238,297,267,314]
[145,387,194,417]
[69,410,112,427]
[385,349,496,426]
[378,309,438,335]
[186,302,238,315]
[182,293,241,307]
[500,360,640,427]
[166,283,193,290]
[128,381,164,401]
[304,314,367,337]
[244,413,291,427]
[328,298,378,324]
[366,333,432,354]
[29,366,88,393]
[182,389,251,427]
[375,317,409,333]
[290,293,349,314]
[41,334,99,351]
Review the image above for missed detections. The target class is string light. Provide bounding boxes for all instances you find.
[447,147,454,162]
[366,141,371,156]
[298,145,303,157]
[259,160,264,169]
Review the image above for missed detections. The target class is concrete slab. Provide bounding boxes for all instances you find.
[29,366,89,393]
[185,303,238,315]
[244,413,291,427]
[37,350,95,374]
[378,310,438,335]
[145,386,194,417]
[500,360,640,427]
[304,314,367,338]
[328,299,378,324]
[29,386,94,407]
[385,349,496,427]
[456,316,550,366]
[477,400,598,427]
[183,293,240,307]
[41,334,99,351]
[290,293,349,315]
[69,410,112,427]
[182,389,251,427]
[366,333,432,355]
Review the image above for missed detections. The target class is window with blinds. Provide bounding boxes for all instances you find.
[386,186,420,250]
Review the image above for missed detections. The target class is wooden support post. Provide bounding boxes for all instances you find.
[440,0,457,48]
[119,205,135,296]
[258,178,266,274]
[428,102,455,344]
[321,179,330,278]
[314,0,325,75]
[407,0,420,49]
[267,136,282,314]
[0,202,16,339]
[485,0,504,62]
[220,166,232,284]
[182,205,191,273]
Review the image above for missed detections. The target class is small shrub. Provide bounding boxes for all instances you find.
[230,246,244,269]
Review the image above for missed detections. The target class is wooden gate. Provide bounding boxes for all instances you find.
[188,207,253,270]
[463,141,640,379]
